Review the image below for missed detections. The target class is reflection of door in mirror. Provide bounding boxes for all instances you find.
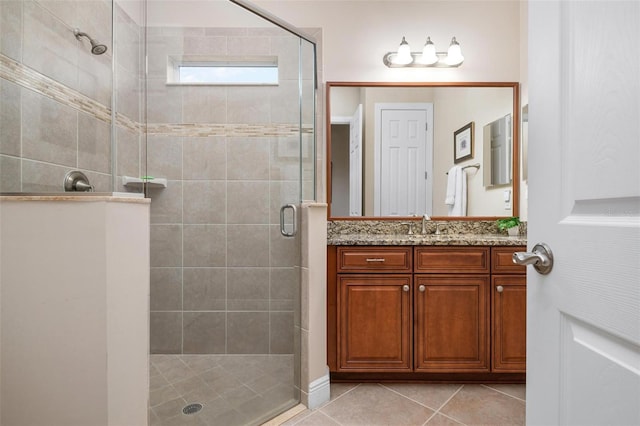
[374,103,433,216]
[483,114,512,187]
[331,105,363,216]
[349,105,363,216]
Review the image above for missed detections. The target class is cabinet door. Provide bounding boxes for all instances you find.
[338,275,412,371]
[415,275,490,372]
[492,275,526,372]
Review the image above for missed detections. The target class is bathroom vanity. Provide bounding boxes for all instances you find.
[326,224,526,383]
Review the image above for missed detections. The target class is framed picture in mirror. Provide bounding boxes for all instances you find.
[454,121,474,163]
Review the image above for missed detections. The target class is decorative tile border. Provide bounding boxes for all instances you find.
[1,53,313,139]
[0,53,113,124]
[146,123,314,138]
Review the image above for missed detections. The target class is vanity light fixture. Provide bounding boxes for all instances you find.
[383,36,464,68]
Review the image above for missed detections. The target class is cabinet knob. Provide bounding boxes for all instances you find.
[402,285,410,292]
[496,285,504,293]
[419,285,426,292]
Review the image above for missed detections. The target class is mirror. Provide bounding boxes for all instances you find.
[327,82,520,220]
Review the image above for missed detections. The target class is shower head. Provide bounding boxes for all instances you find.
[73,28,108,55]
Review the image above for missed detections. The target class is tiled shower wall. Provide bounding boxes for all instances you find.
[1,0,320,357]
[0,0,144,193]
[147,25,318,355]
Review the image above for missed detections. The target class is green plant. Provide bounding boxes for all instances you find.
[496,216,520,231]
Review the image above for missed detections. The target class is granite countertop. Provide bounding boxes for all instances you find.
[328,233,527,246]
[327,220,527,246]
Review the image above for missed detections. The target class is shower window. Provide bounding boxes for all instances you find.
[168,56,279,85]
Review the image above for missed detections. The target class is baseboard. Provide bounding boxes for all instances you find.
[307,370,331,409]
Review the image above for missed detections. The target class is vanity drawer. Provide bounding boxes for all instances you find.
[491,246,527,274]
[414,246,490,274]
[337,246,412,273]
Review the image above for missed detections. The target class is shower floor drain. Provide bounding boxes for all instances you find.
[183,403,203,415]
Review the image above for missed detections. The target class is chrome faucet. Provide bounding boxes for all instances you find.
[435,222,446,235]
[422,214,431,234]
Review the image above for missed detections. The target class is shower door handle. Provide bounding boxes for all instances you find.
[280,204,297,237]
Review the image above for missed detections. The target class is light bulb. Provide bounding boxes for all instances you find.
[445,37,464,66]
[393,36,413,65]
[417,36,438,65]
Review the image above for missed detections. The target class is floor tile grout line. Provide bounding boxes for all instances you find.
[421,411,438,426]
[150,355,223,410]
[313,383,362,424]
[378,383,444,413]
[319,383,361,409]
[431,411,468,426]
[375,383,468,426]
[432,383,465,419]
[317,409,348,426]
[149,357,190,406]
[481,383,527,403]
[436,385,464,413]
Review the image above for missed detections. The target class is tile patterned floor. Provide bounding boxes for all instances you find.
[149,355,525,426]
[281,382,526,426]
[149,354,298,426]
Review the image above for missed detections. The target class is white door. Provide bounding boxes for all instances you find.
[349,105,363,216]
[374,103,433,216]
[527,1,640,425]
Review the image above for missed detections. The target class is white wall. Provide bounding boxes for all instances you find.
[253,0,525,218]
[253,0,521,82]
[0,198,149,426]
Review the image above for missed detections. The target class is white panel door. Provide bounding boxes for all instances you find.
[374,104,433,216]
[349,104,363,216]
[527,1,640,425]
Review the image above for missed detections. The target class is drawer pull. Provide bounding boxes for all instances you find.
[496,285,504,293]
[419,285,426,292]
[365,258,386,262]
[403,285,410,292]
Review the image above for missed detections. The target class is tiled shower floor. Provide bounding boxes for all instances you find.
[149,354,297,426]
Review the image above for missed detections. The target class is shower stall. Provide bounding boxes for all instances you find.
[0,0,317,424]
[144,0,316,424]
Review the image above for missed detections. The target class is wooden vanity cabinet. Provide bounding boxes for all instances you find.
[327,245,527,380]
[334,247,413,372]
[491,247,527,372]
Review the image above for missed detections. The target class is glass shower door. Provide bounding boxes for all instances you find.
[145,1,315,424]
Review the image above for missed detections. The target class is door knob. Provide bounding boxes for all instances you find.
[496,285,504,293]
[419,285,426,292]
[513,242,554,275]
[402,285,410,292]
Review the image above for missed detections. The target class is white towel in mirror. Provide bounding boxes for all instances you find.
[445,165,467,216]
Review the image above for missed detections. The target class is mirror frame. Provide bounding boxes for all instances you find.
[326,81,520,221]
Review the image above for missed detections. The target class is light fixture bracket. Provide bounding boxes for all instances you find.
[383,51,463,68]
